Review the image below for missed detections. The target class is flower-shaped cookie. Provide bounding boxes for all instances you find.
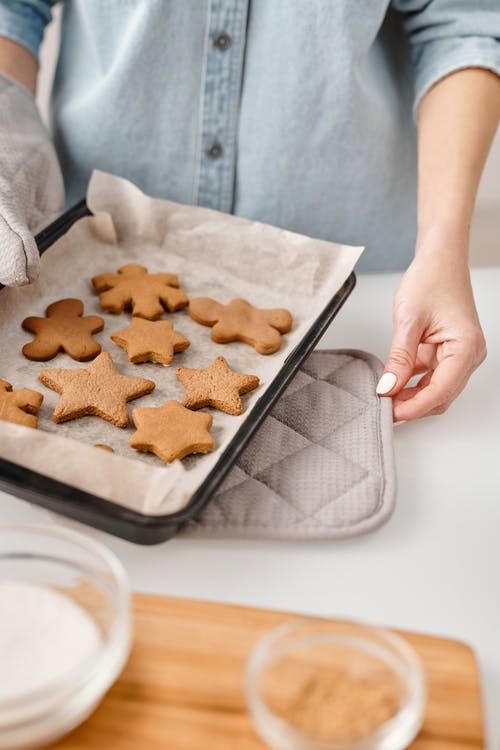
[92,263,188,319]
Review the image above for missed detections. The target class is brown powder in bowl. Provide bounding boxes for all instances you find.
[261,646,400,742]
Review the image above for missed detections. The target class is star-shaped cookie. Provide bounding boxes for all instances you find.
[0,379,43,429]
[177,356,259,415]
[39,352,155,427]
[189,297,292,354]
[22,299,104,361]
[130,400,214,463]
[110,318,190,365]
[92,263,188,319]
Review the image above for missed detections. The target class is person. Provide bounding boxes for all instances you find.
[0,1,498,422]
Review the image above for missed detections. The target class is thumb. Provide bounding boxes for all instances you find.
[377,318,421,396]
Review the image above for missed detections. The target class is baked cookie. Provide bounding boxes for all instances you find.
[189,297,292,354]
[95,444,114,452]
[92,263,188,319]
[130,400,213,463]
[39,352,155,427]
[0,379,43,429]
[111,318,190,365]
[177,356,259,415]
[22,299,104,361]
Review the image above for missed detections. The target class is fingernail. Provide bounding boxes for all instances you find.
[376,372,397,395]
[393,420,407,427]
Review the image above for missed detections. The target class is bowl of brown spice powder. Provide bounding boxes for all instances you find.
[245,619,426,750]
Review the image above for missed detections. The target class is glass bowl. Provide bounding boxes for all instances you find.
[0,523,131,750]
[245,619,426,750]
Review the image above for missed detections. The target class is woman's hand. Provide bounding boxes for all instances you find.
[382,68,499,421]
[376,231,487,421]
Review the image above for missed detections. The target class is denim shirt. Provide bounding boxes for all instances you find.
[1,1,499,272]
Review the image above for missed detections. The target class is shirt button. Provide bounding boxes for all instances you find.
[207,143,223,159]
[213,33,231,50]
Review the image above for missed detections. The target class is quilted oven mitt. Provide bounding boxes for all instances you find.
[0,73,64,286]
[181,350,396,540]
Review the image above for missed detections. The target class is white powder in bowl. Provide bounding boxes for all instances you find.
[0,580,101,702]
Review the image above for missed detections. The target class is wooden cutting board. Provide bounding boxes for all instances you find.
[53,594,484,749]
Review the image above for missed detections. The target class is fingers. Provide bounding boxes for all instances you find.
[414,343,438,373]
[391,328,487,421]
[392,351,471,421]
[377,314,422,396]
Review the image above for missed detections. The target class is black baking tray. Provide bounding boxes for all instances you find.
[0,202,356,544]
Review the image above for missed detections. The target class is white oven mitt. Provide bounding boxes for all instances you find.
[0,73,64,286]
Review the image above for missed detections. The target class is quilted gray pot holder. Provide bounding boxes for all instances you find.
[180,349,396,540]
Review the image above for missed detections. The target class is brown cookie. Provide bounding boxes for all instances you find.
[0,379,43,429]
[95,444,114,452]
[110,318,190,365]
[39,352,155,427]
[22,299,104,361]
[92,263,188,319]
[130,400,214,463]
[177,356,259,416]
[189,297,292,354]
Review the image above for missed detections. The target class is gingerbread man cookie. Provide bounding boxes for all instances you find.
[111,318,190,365]
[130,400,214,463]
[22,299,104,361]
[177,356,259,415]
[0,379,43,429]
[189,298,292,354]
[39,352,155,427]
[92,263,188,319]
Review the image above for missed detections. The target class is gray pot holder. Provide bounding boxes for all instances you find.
[180,349,396,540]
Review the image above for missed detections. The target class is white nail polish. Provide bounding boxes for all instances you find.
[376,372,397,395]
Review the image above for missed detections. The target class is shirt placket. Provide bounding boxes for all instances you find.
[195,0,249,213]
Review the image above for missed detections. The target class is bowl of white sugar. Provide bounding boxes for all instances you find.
[0,524,131,749]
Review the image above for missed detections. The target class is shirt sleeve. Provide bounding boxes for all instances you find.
[0,1,58,61]
[391,0,500,115]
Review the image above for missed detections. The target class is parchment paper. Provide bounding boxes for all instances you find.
[0,171,363,516]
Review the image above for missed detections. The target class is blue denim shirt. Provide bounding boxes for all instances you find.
[1,1,499,271]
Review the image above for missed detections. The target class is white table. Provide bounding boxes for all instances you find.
[2,267,499,746]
